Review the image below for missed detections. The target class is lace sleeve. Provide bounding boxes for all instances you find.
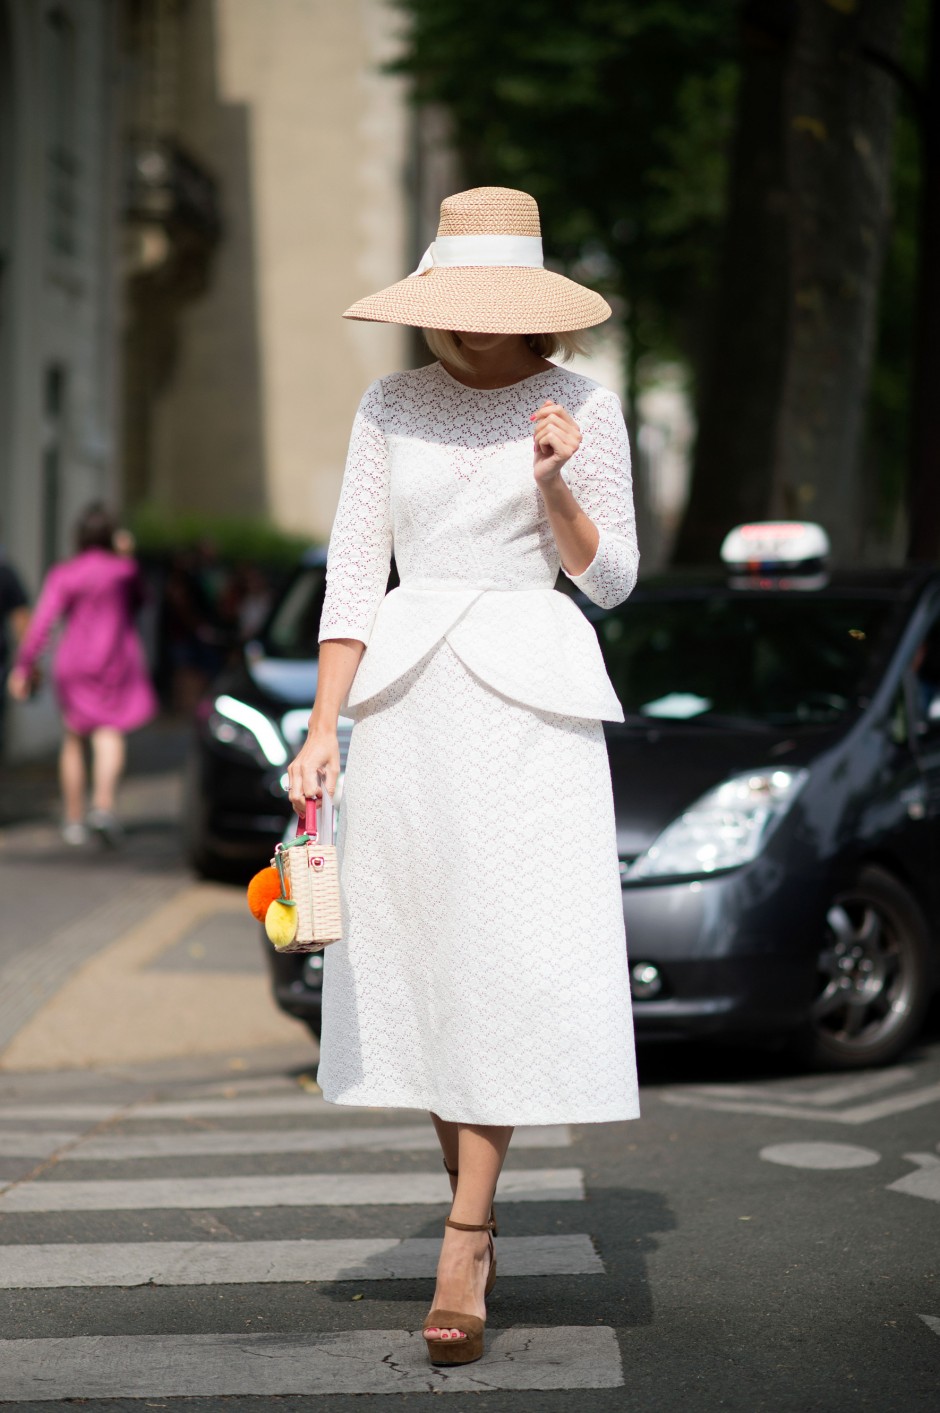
[559,386,639,610]
[318,379,392,646]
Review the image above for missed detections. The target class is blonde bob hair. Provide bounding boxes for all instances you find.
[423,328,588,376]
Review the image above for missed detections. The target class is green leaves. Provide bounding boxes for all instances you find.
[393,0,739,367]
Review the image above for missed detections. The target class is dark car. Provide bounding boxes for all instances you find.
[183,547,399,878]
[213,526,940,1069]
[603,529,940,1070]
[183,548,397,1042]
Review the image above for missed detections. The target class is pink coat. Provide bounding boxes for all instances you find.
[16,548,158,735]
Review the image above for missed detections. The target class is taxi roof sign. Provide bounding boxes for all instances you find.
[720,522,830,569]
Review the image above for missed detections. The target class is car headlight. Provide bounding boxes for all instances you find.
[626,767,808,881]
[208,694,289,767]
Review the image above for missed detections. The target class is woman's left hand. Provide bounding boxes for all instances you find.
[530,400,582,484]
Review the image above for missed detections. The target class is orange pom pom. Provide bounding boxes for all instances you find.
[246,866,283,921]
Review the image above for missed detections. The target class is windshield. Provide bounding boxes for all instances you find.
[596,593,903,727]
[261,564,327,660]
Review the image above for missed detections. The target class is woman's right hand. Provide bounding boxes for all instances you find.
[6,667,32,701]
[286,725,340,818]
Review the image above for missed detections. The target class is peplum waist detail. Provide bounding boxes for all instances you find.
[344,581,624,723]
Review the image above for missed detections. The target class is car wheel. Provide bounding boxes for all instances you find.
[794,865,932,1070]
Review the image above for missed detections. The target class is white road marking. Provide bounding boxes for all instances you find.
[0,1132,80,1158]
[0,1095,329,1123]
[0,1104,123,1123]
[661,1079,940,1126]
[919,1314,940,1338]
[0,1167,584,1212]
[887,1152,940,1203]
[0,1234,602,1288]
[176,1076,315,1098]
[688,1067,915,1107]
[787,1068,917,1106]
[0,1327,624,1398]
[123,1095,333,1120]
[65,1123,572,1162]
[759,1142,882,1170]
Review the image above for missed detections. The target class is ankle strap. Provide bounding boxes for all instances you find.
[446,1216,496,1233]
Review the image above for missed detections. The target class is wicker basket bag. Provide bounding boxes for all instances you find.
[271,794,342,954]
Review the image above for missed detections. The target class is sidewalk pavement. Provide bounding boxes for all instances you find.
[0,717,312,1077]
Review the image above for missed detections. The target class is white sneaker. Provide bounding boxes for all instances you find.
[62,822,89,847]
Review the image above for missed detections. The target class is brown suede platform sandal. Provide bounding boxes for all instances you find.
[423,1216,497,1367]
[442,1160,499,1237]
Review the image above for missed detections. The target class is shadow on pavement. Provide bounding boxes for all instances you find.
[318,1184,673,1333]
[634,990,940,1088]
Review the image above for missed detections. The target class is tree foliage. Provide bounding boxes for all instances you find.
[393,0,928,559]
[864,0,927,546]
[391,0,739,375]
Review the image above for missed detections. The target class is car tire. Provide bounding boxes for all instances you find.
[792,864,932,1070]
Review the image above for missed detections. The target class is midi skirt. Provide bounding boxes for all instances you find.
[317,638,640,1126]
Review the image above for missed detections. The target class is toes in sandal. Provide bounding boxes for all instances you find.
[443,1160,499,1238]
[424,1310,485,1366]
[423,1217,497,1366]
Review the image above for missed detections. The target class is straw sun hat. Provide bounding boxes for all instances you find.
[342,186,612,335]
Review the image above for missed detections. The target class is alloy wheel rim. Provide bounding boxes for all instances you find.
[812,894,913,1052]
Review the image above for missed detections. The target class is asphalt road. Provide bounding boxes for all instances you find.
[0,1028,938,1410]
[0,733,938,1409]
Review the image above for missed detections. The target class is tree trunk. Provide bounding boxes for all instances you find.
[672,0,906,566]
[906,0,940,562]
[670,2,792,565]
[771,0,905,556]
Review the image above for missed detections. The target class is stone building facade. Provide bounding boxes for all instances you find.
[122,0,412,540]
[0,0,122,756]
[1,0,418,758]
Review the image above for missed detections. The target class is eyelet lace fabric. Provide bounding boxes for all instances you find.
[318,363,639,721]
[315,361,641,1124]
[318,639,640,1125]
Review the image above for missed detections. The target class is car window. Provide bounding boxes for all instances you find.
[596,594,904,727]
[261,565,327,660]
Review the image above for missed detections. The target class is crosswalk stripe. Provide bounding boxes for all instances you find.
[55,1122,572,1161]
[0,1167,584,1212]
[0,1233,602,1288]
[0,1132,80,1158]
[0,1327,623,1398]
[0,1096,329,1123]
[0,1104,123,1122]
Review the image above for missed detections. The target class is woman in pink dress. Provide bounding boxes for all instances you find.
[8,503,158,845]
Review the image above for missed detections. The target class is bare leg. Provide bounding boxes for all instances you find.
[425,1123,513,1342]
[431,1112,459,1188]
[60,731,87,824]
[90,728,126,812]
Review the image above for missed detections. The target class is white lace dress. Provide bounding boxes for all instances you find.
[316,360,640,1125]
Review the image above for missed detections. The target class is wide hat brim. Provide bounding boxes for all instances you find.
[342,266,611,334]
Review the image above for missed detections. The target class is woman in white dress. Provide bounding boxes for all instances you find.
[286,186,640,1366]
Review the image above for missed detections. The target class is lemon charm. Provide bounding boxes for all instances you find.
[265,897,298,948]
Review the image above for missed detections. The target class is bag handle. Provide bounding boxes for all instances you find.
[298,790,335,845]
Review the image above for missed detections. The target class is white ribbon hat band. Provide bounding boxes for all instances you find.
[411,233,544,277]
